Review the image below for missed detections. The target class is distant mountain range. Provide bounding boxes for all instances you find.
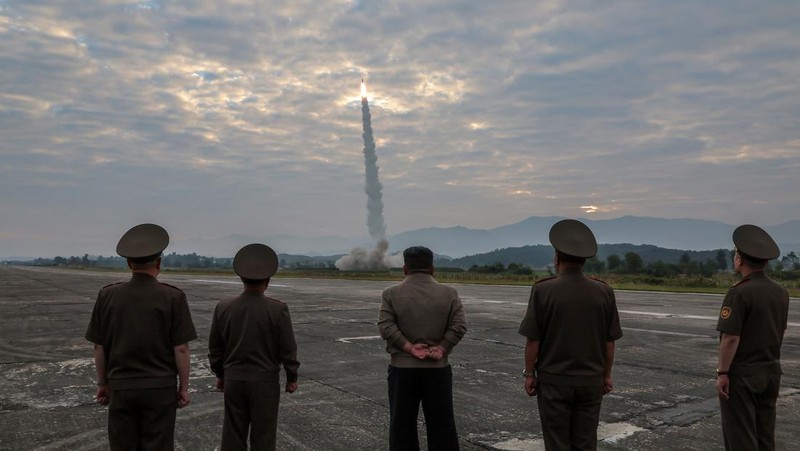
[169,215,800,259]
[448,243,733,269]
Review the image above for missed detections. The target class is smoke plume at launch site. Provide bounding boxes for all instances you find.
[336,81,402,271]
[361,83,387,241]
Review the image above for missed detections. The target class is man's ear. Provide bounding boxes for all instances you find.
[403,265,409,275]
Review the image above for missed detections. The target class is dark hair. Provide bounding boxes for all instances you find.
[128,254,161,269]
[556,251,586,266]
[403,246,434,271]
[240,277,269,286]
[737,251,768,270]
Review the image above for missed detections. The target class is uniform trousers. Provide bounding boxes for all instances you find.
[108,387,177,451]
[387,365,460,451]
[537,382,603,451]
[222,379,281,451]
[719,372,781,451]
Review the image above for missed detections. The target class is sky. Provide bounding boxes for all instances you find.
[1,0,799,258]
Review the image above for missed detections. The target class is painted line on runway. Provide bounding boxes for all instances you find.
[462,297,514,304]
[186,279,240,284]
[186,278,290,287]
[623,327,713,338]
[619,309,716,321]
[461,297,528,307]
[336,335,382,343]
[620,309,800,327]
[424,300,800,328]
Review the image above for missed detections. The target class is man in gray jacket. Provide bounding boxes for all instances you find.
[378,246,467,451]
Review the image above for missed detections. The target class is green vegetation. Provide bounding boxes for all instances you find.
[272,268,800,296]
[9,249,800,297]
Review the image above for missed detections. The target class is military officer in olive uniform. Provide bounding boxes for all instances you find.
[716,225,789,451]
[518,219,623,451]
[85,223,198,450]
[208,244,300,451]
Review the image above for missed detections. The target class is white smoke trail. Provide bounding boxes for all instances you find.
[360,88,387,240]
[335,81,399,271]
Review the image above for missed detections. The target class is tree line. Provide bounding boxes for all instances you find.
[466,250,800,278]
[13,249,800,277]
[19,252,340,270]
[25,253,233,270]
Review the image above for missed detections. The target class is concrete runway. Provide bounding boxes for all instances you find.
[1,265,798,450]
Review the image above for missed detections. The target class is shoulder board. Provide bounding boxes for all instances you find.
[590,276,609,286]
[101,281,125,289]
[731,278,752,288]
[534,276,557,284]
[158,282,185,293]
[265,296,287,306]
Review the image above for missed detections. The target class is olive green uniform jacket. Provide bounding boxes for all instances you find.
[85,272,197,389]
[716,271,789,376]
[518,268,623,386]
[208,292,299,383]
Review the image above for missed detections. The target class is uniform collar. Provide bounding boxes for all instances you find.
[558,267,584,277]
[743,270,767,280]
[404,272,436,283]
[130,272,158,282]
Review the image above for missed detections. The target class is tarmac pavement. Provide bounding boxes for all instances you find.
[0,265,798,450]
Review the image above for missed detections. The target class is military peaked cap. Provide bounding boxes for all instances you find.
[733,224,780,260]
[116,223,169,260]
[549,219,598,258]
[233,243,279,279]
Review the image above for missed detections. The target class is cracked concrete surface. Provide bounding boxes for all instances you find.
[1,266,798,450]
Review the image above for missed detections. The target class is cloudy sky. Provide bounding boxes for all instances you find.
[2,0,799,257]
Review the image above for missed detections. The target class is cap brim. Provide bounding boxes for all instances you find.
[733,225,779,260]
[549,219,598,258]
[233,244,279,279]
[116,224,169,258]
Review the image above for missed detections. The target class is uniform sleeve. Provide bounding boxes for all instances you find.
[606,288,623,341]
[207,304,225,378]
[170,291,198,345]
[84,290,104,344]
[782,288,790,333]
[377,289,409,349]
[439,293,467,352]
[278,306,300,383]
[716,288,745,335]
[518,286,541,340]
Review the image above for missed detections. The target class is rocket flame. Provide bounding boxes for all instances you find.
[336,76,397,271]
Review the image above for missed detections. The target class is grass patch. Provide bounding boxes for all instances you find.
[272,269,800,296]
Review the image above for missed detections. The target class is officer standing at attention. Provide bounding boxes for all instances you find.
[378,246,467,451]
[518,219,623,450]
[85,223,197,450]
[208,244,300,451]
[716,224,789,451]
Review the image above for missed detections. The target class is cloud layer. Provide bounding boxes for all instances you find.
[1,0,799,256]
